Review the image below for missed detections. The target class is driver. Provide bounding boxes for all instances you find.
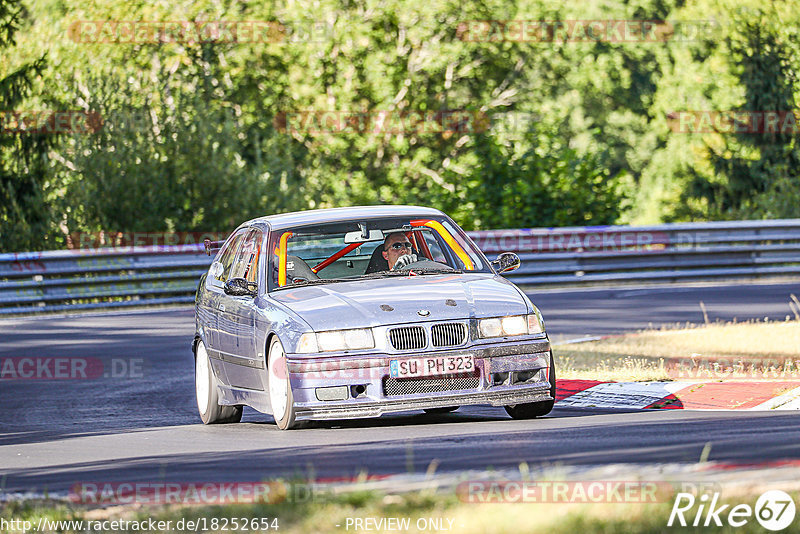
[382,232,418,270]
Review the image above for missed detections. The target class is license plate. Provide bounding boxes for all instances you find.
[389,355,474,378]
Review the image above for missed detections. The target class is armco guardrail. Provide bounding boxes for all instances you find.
[0,245,209,315]
[1,219,799,315]
[469,219,800,286]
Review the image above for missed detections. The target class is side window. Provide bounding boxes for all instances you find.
[214,230,247,284]
[230,229,263,283]
[245,231,263,284]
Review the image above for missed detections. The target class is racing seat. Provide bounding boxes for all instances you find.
[364,245,390,274]
[286,255,319,282]
[364,242,425,273]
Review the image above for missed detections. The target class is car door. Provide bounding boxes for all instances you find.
[205,228,248,385]
[218,227,265,390]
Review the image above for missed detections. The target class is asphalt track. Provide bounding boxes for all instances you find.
[1,281,798,494]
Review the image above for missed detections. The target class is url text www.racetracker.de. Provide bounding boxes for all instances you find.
[0,516,468,533]
[0,517,279,533]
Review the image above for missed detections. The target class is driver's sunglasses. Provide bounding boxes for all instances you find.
[386,241,413,251]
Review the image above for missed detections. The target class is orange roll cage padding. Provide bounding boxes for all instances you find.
[410,219,475,270]
[408,230,432,260]
[276,231,293,286]
[312,242,362,273]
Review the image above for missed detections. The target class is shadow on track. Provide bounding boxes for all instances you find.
[4,410,799,494]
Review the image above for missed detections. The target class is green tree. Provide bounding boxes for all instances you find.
[449,131,626,230]
[17,0,799,248]
[0,0,54,251]
[56,46,299,236]
[683,7,800,219]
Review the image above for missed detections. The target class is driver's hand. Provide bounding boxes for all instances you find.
[392,253,418,270]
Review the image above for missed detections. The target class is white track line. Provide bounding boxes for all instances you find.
[749,385,800,410]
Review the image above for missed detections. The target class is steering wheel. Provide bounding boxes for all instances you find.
[393,259,451,271]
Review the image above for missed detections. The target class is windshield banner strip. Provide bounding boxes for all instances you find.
[277,231,293,286]
[411,219,475,270]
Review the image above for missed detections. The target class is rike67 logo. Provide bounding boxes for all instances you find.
[668,490,796,531]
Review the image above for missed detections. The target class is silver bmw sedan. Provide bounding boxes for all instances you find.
[194,205,555,429]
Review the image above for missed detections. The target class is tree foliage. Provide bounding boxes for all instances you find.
[1,0,798,251]
[680,5,800,219]
[0,0,53,251]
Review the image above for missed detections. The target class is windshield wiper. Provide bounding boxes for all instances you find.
[275,278,354,290]
[353,271,410,280]
[279,269,464,289]
[354,269,462,279]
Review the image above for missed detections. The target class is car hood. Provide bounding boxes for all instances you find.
[270,274,528,331]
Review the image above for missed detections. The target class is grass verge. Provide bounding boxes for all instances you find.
[553,319,800,382]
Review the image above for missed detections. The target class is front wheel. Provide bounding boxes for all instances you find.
[268,337,299,430]
[195,340,243,424]
[505,352,556,419]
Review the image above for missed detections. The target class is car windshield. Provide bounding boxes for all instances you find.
[267,216,491,291]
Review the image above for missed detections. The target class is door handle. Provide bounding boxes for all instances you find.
[218,303,226,312]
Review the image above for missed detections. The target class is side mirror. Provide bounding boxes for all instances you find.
[491,252,521,274]
[224,277,257,297]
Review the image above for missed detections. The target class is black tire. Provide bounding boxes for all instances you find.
[505,352,556,419]
[195,340,243,424]
[268,337,299,430]
[424,406,459,414]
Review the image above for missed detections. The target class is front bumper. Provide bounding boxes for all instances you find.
[286,337,552,421]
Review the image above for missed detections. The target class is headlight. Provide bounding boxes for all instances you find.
[296,328,375,353]
[317,330,346,351]
[296,332,319,353]
[478,314,544,338]
[478,317,502,338]
[501,315,527,335]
